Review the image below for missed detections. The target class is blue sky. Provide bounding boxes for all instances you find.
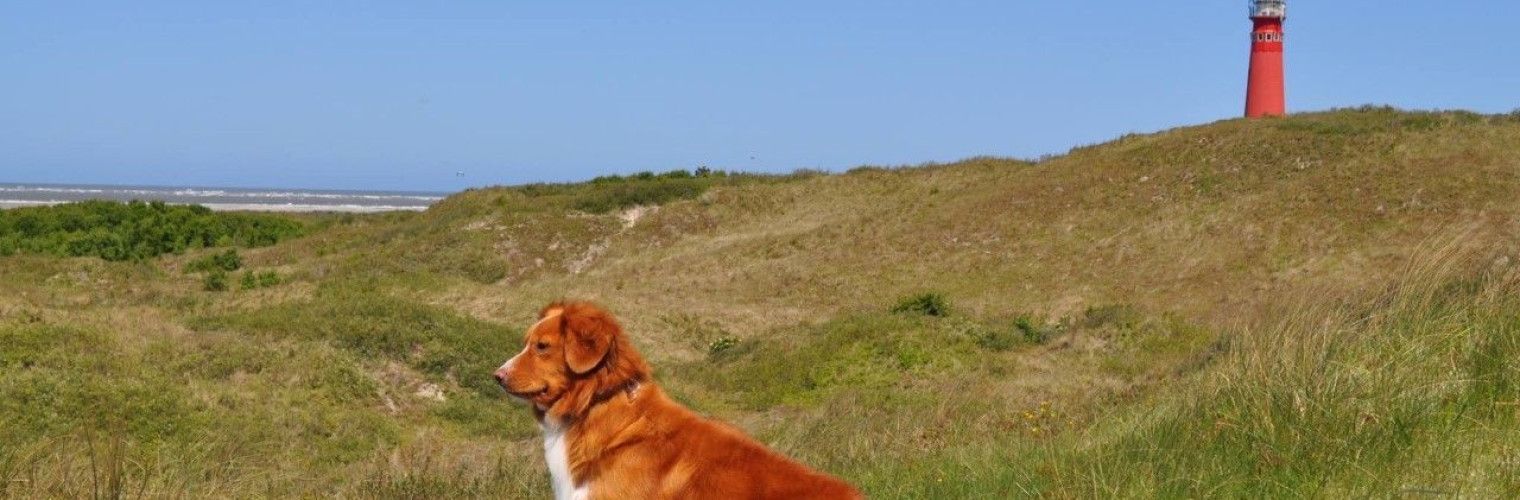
[3,1,1517,192]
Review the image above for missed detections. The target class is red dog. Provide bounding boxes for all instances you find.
[494,301,861,499]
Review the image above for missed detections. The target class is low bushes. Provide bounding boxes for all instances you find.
[0,201,304,261]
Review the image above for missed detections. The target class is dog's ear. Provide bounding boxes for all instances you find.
[562,304,617,375]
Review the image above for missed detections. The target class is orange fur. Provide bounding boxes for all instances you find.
[495,301,861,499]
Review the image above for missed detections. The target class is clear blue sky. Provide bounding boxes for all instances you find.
[3,1,1516,192]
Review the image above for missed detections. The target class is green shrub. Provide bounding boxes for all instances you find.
[571,177,708,213]
[891,293,952,317]
[187,249,242,273]
[239,270,281,290]
[1014,315,1052,344]
[203,270,229,292]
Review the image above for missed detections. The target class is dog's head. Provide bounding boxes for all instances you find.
[494,301,649,421]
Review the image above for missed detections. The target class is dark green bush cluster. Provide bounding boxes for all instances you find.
[588,169,713,184]
[0,201,304,261]
[489,168,800,214]
[891,292,952,317]
[186,249,243,292]
[573,168,737,213]
[572,177,708,213]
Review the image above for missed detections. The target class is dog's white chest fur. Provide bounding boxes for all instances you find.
[541,421,589,500]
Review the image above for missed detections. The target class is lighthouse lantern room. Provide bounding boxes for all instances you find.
[1252,0,1285,19]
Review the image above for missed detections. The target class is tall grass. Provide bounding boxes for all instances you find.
[995,253,1520,497]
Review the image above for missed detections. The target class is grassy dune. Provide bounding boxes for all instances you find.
[2,107,1519,497]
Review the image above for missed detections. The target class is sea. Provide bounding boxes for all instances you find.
[0,183,447,213]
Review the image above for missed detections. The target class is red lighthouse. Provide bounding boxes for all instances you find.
[1245,0,1287,117]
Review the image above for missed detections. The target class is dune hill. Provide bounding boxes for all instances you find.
[383,107,1518,342]
[2,107,1518,497]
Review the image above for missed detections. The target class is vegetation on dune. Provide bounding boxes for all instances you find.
[878,259,1520,498]
[309,169,805,285]
[185,248,242,274]
[201,269,229,292]
[3,108,1520,497]
[445,168,805,216]
[0,200,305,261]
[239,270,281,290]
[1057,270,1520,497]
[188,280,521,398]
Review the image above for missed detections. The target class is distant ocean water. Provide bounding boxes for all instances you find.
[0,183,447,213]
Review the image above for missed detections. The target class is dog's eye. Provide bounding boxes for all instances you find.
[535,342,550,353]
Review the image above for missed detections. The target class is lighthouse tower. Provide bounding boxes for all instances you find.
[1245,0,1287,117]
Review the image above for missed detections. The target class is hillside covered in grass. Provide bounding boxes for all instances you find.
[2,107,1518,497]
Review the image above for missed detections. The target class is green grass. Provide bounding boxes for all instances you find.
[3,108,1520,497]
[188,280,520,397]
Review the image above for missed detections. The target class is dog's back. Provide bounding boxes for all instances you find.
[623,391,859,498]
